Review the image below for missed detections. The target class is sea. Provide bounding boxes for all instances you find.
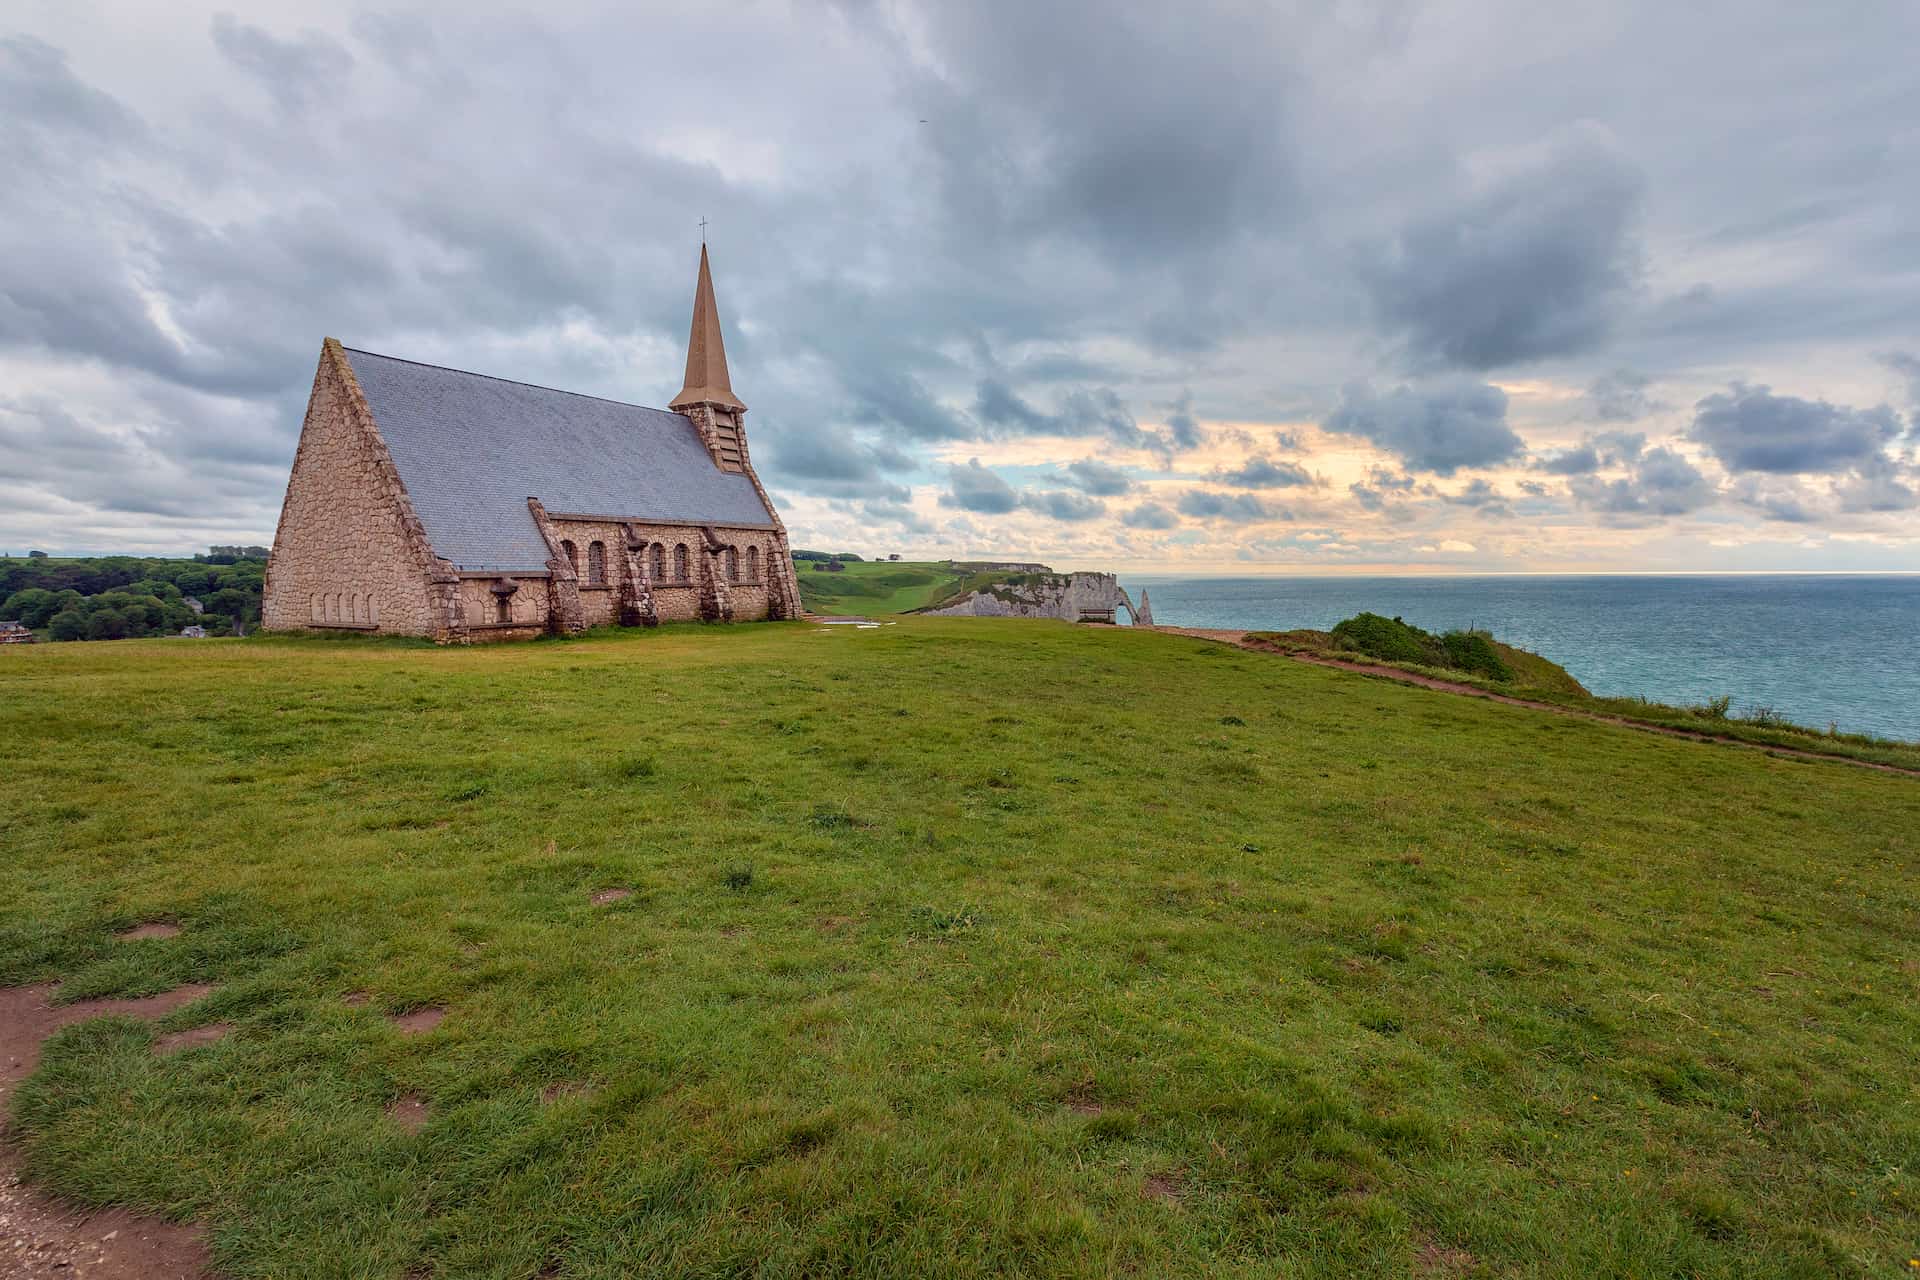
[1116,574,1920,742]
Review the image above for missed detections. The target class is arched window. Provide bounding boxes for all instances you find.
[561,540,578,575]
[673,543,689,581]
[310,594,321,622]
[649,543,665,581]
[368,596,379,626]
[747,545,760,582]
[330,593,342,622]
[496,592,512,623]
[725,545,740,582]
[349,592,360,623]
[588,540,606,585]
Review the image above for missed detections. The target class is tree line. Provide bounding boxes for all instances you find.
[0,551,266,641]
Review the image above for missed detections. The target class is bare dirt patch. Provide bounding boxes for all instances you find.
[589,887,631,905]
[1414,1238,1476,1276]
[341,990,370,1007]
[386,1095,429,1134]
[1142,1172,1185,1204]
[153,1023,232,1056]
[541,1081,592,1105]
[114,922,181,942]
[1,982,219,1278]
[389,1006,445,1036]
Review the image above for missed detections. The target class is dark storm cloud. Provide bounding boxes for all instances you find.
[1729,476,1822,524]
[1121,501,1180,530]
[902,3,1298,268]
[1835,455,1918,513]
[939,458,1106,521]
[1589,370,1657,422]
[0,36,142,141]
[0,393,281,521]
[1441,478,1512,518]
[1536,430,1645,476]
[1538,444,1601,476]
[860,499,934,534]
[766,428,912,503]
[972,379,1054,435]
[1212,456,1315,489]
[1176,490,1288,523]
[1348,483,1389,513]
[1164,393,1203,451]
[1322,380,1522,475]
[210,14,354,113]
[845,371,975,443]
[1058,459,1133,496]
[1358,127,1644,371]
[1058,388,1153,451]
[1690,383,1902,475]
[970,379,1193,455]
[941,459,1019,514]
[1875,352,1920,416]
[1568,447,1715,520]
[1348,465,1416,516]
[1020,490,1105,522]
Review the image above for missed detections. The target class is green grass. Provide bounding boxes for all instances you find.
[794,560,972,615]
[1248,629,1920,770]
[3,621,1917,1278]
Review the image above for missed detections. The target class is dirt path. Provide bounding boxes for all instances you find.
[1,983,219,1278]
[1152,627,1920,779]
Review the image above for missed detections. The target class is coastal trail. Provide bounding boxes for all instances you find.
[1152,626,1920,779]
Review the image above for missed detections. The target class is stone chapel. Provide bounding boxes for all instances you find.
[261,247,803,641]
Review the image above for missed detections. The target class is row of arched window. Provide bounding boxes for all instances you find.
[558,538,765,586]
[310,592,377,625]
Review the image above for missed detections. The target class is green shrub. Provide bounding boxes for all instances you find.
[1440,630,1512,681]
[1330,613,1442,666]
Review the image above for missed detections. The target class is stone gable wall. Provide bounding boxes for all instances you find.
[262,345,441,635]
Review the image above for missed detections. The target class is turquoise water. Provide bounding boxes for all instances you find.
[1118,575,1920,741]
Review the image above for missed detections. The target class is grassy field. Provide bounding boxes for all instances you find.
[2,621,1917,1279]
[793,560,970,615]
[1247,629,1920,772]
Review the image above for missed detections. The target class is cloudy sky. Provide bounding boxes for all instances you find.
[4,1,1918,571]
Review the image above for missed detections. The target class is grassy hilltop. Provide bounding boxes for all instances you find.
[3,620,1917,1278]
[793,558,972,615]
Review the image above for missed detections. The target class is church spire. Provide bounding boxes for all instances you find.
[670,243,745,413]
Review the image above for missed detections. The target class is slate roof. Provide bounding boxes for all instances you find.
[343,348,776,573]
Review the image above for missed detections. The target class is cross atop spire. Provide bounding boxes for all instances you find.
[670,243,745,413]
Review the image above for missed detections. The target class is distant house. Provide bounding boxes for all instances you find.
[0,620,35,644]
[179,625,208,639]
